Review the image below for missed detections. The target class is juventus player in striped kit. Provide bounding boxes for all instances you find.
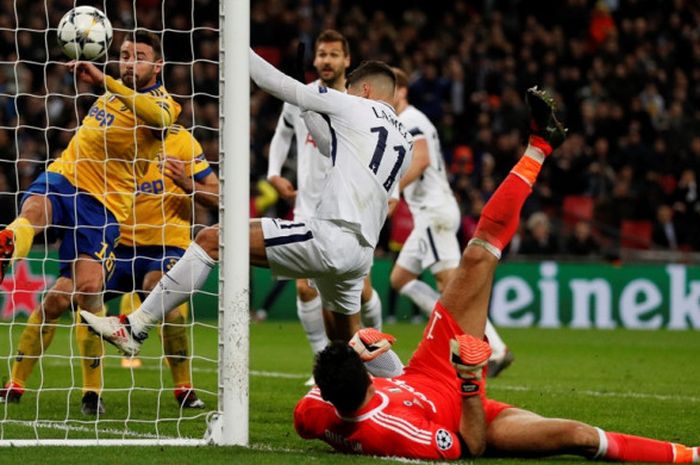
[295,88,700,463]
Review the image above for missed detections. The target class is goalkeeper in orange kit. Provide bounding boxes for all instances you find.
[295,88,700,462]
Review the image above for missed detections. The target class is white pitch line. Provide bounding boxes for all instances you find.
[40,359,307,379]
[2,419,175,440]
[491,384,700,404]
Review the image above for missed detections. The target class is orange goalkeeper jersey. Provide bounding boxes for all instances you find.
[47,81,181,222]
[119,125,212,249]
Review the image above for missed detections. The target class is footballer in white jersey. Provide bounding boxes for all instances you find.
[268,85,333,220]
[266,34,386,370]
[390,68,514,376]
[396,104,462,275]
[252,52,413,291]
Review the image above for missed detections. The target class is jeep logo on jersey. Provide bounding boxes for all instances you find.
[435,429,453,450]
[139,179,165,194]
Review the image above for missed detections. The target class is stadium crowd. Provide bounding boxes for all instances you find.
[0,0,219,228]
[250,0,700,257]
[1,0,700,257]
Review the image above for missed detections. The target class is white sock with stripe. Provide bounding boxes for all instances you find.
[129,242,215,337]
[398,280,439,316]
[297,295,328,355]
[485,319,507,360]
[361,289,383,331]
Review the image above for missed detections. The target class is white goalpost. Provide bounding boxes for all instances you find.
[206,0,250,446]
[0,0,249,447]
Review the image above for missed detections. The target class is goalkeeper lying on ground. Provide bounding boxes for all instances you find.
[293,88,700,462]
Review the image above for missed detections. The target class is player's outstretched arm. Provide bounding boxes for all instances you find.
[451,333,491,457]
[104,75,173,128]
[249,48,348,115]
[69,60,173,129]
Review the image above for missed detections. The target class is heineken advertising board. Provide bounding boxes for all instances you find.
[2,252,699,329]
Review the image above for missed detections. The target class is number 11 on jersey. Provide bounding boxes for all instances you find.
[369,126,407,192]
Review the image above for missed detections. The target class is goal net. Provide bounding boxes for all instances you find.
[0,0,249,446]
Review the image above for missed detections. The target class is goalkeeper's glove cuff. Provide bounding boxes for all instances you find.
[450,334,492,397]
[458,378,485,397]
[349,328,396,362]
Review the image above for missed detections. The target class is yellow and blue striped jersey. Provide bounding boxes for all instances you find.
[119,125,213,249]
[47,81,181,222]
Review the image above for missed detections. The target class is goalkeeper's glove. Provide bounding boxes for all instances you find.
[450,334,492,397]
[349,328,396,362]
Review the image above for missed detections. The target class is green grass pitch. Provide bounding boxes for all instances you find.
[0,318,698,464]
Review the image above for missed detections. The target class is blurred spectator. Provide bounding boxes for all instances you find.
[520,212,560,256]
[652,205,681,251]
[565,221,600,256]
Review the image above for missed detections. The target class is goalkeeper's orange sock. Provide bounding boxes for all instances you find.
[11,308,57,388]
[77,307,105,394]
[596,429,700,463]
[7,217,35,260]
[472,137,551,258]
[163,304,191,387]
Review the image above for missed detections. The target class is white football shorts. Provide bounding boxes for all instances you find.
[261,217,373,315]
[396,213,461,275]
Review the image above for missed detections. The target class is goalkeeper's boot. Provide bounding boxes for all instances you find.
[80,311,144,357]
[80,391,105,416]
[0,229,14,284]
[525,86,567,150]
[487,347,515,378]
[0,381,23,403]
[175,385,205,409]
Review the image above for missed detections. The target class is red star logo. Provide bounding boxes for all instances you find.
[1,261,53,319]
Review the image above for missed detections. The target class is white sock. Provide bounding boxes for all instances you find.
[130,242,216,337]
[399,280,439,316]
[360,289,382,331]
[364,349,403,378]
[297,295,328,355]
[485,319,507,360]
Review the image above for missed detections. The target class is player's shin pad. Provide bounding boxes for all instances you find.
[450,334,492,397]
[349,328,396,362]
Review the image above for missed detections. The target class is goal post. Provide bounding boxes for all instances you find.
[210,0,250,446]
[0,0,249,447]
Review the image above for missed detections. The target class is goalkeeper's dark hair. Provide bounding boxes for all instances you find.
[122,29,162,59]
[313,341,371,413]
[346,60,396,91]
